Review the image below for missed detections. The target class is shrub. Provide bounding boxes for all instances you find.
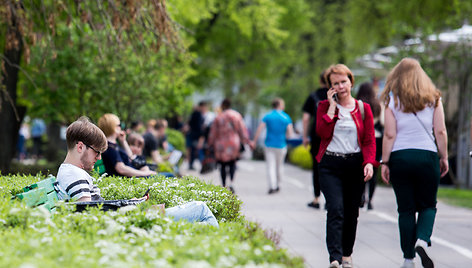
[166,128,185,152]
[96,175,243,222]
[288,145,313,170]
[0,173,304,267]
[8,161,61,176]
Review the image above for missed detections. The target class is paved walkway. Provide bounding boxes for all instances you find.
[182,159,472,268]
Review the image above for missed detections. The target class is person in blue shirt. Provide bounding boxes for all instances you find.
[31,118,46,159]
[251,98,294,194]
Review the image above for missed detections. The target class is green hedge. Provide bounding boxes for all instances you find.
[166,128,186,152]
[0,174,304,267]
[288,145,313,170]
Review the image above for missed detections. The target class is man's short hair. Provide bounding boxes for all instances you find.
[98,113,120,137]
[221,98,231,110]
[154,120,165,131]
[272,97,283,109]
[320,70,327,85]
[66,116,107,152]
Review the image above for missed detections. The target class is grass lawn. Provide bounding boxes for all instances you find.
[437,187,472,209]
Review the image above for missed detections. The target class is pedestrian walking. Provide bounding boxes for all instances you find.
[208,98,250,192]
[251,98,294,194]
[380,58,449,268]
[31,118,46,159]
[357,82,383,210]
[302,71,329,208]
[315,64,377,268]
[186,101,207,170]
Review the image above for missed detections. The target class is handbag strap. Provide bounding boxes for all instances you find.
[413,112,437,146]
[358,100,365,120]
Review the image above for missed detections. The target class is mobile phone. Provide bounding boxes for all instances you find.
[142,188,151,197]
[333,93,339,103]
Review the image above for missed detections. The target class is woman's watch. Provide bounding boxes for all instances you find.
[380,159,389,165]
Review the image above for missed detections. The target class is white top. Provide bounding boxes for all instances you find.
[56,163,102,201]
[389,98,437,152]
[327,104,360,154]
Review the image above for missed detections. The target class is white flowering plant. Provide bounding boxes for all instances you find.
[0,174,304,267]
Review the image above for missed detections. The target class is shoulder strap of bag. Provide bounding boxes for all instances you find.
[358,100,365,120]
[413,112,437,148]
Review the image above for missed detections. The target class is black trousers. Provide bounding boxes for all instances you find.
[319,153,365,263]
[218,160,236,187]
[310,146,321,198]
[390,149,440,258]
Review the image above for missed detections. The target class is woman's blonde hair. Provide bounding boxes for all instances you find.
[98,113,120,137]
[324,64,355,88]
[381,58,441,113]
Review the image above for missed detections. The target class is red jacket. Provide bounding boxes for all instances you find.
[315,99,377,167]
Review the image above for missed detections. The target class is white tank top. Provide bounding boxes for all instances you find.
[327,104,360,154]
[389,98,437,153]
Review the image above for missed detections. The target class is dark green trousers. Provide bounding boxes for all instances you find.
[389,149,440,259]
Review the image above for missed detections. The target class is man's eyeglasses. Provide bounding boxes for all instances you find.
[83,142,101,157]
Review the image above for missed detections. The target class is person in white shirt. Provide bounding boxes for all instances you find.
[57,116,218,227]
[381,58,448,268]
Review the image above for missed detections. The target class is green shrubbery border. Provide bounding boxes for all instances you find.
[0,174,304,267]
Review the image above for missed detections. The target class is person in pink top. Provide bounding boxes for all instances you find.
[208,98,250,192]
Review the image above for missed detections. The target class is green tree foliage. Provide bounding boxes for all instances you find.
[20,21,195,125]
[2,0,472,172]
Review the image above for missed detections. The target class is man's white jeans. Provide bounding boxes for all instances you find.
[264,146,287,190]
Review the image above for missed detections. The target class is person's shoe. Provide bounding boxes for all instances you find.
[400,259,415,268]
[228,186,235,193]
[268,189,277,194]
[307,201,320,209]
[415,240,434,268]
[342,258,353,268]
[367,202,373,210]
[329,260,340,268]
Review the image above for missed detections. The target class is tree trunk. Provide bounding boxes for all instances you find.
[0,11,25,173]
[454,54,472,188]
[45,122,66,163]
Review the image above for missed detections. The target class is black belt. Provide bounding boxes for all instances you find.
[325,151,360,159]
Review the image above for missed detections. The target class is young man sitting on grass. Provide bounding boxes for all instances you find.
[56,116,218,227]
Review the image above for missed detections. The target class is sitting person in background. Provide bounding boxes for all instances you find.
[125,124,175,177]
[99,113,156,177]
[156,119,170,152]
[57,116,219,227]
[143,119,164,164]
[126,120,144,135]
[127,132,149,170]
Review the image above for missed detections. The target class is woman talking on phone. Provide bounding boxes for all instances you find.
[315,64,377,268]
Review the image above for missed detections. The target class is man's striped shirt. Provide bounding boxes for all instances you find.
[56,163,102,201]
